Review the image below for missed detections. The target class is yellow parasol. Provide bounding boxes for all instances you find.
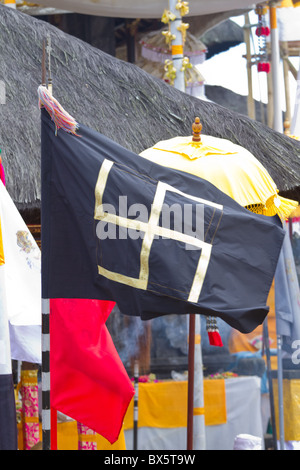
[140,117,298,451]
[140,118,298,220]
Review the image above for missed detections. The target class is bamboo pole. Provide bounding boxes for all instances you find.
[269,2,283,132]
[282,42,291,134]
[244,13,256,120]
[267,67,274,127]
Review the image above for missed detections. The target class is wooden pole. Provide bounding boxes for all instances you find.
[46,36,53,95]
[42,40,46,87]
[186,116,203,450]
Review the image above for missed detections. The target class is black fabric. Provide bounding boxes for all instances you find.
[41,109,284,333]
[0,374,17,450]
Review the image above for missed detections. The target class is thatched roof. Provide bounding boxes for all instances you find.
[0,5,299,213]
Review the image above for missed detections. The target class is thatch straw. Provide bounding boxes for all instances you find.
[0,5,299,212]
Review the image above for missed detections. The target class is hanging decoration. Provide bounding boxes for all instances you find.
[161,8,176,24]
[140,29,206,66]
[175,0,189,16]
[139,0,206,97]
[160,0,190,91]
[177,22,189,45]
[161,30,176,45]
[256,4,271,73]
[163,59,177,85]
[206,317,223,347]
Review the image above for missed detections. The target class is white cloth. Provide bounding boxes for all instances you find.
[124,376,264,450]
[233,433,262,450]
[0,267,12,375]
[0,181,41,364]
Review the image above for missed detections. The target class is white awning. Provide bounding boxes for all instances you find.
[35,0,259,18]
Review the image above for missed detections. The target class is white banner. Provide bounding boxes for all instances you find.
[0,181,41,364]
[0,267,12,374]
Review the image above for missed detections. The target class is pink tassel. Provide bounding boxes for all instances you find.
[38,85,79,136]
[0,153,5,186]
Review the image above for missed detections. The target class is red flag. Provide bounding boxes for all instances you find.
[50,299,135,444]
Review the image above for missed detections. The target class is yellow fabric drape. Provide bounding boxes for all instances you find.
[17,422,126,450]
[229,280,278,369]
[0,216,4,266]
[123,379,227,429]
[18,380,227,449]
[203,380,227,426]
[273,379,300,441]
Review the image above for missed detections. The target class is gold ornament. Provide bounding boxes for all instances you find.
[161,9,176,24]
[176,1,189,17]
[177,22,189,44]
[164,59,177,86]
[162,30,176,45]
[181,56,192,72]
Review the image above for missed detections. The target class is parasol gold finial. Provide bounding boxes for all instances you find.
[192,117,202,142]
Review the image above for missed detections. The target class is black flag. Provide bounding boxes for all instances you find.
[41,108,284,334]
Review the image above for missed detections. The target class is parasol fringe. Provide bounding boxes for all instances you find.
[38,85,79,136]
[246,194,298,219]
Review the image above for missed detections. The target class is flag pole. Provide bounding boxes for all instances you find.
[187,313,195,450]
[41,36,57,451]
[186,116,203,450]
[133,359,139,450]
[41,37,51,451]
[263,318,278,450]
[41,298,51,450]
